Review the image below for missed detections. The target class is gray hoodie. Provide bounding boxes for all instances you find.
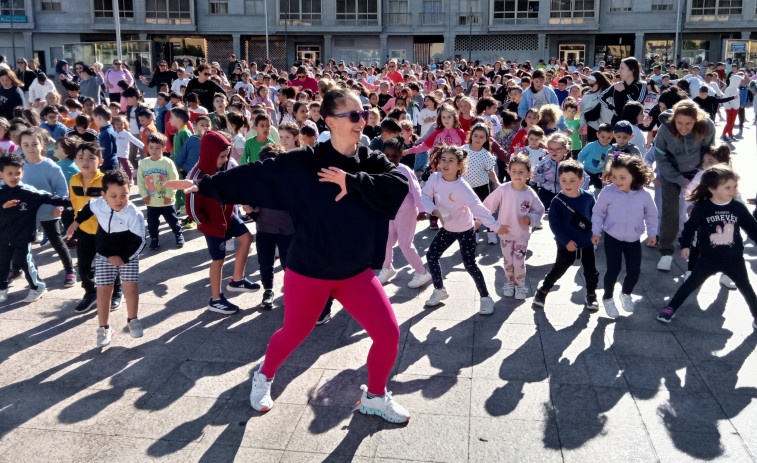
[653,109,715,187]
[78,74,104,104]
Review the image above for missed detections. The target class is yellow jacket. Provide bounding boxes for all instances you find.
[69,171,104,235]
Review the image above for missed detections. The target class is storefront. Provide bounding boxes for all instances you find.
[594,34,635,68]
[723,39,757,68]
[61,41,151,74]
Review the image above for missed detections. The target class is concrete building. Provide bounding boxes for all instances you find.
[1,0,757,73]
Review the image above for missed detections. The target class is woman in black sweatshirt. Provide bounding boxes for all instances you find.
[166,84,412,424]
[600,57,647,125]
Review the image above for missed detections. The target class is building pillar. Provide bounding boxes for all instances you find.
[538,33,547,63]
[742,31,751,40]
[380,33,388,62]
[232,33,242,60]
[23,31,33,61]
[444,33,454,59]
[322,34,332,64]
[635,32,645,59]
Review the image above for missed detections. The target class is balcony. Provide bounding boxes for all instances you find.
[278,13,322,25]
[458,12,482,25]
[385,12,412,25]
[420,12,445,25]
[334,14,380,26]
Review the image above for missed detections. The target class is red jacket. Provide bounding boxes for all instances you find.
[187,131,235,238]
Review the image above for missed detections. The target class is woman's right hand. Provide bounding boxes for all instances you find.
[163,179,197,194]
[681,248,690,260]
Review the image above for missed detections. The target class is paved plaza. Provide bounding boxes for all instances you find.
[0,122,756,462]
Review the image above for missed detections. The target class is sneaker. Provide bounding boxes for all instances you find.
[532,289,547,308]
[8,270,23,286]
[208,294,239,315]
[249,367,274,412]
[377,267,397,284]
[149,238,159,250]
[356,384,410,424]
[23,287,47,303]
[657,255,673,271]
[40,236,49,246]
[585,294,599,312]
[603,298,619,318]
[225,238,235,251]
[96,326,113,347]
[479,296,494,315]
[316,310,331,326]
[0,289,7,303]
[183,220,196,230]
[74,293,98,314]
[487,233,498,244]
[684,270,692,281]
[128,318,144,338]
[64,273,76,288]
[226,277,261,293]
[175,233,185,248]
[65,238,78,248]
[111,291,123,311]
[425,288,449,306]
[620,293,635,313]
[407,271,432,289]
[34,230,43,243]
[261,289,274,309]
[720,274,737,290]
[657,306,678,323]
[502,282,515,297]
[514,285,529,300]
[429,221,439,231]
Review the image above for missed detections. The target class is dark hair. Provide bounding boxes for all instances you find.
[146,132,167,147]
[102,169,131,191]
[121,87,139,99]
[557,158,584,177]
[438,144,468,177]
[92,105,112,120]
[602,154,654,190]
[67,81,81,92]
[590,72,611,92]
[508,153,531,172]
[468,123,491,151]
[299,125,316,137]
[75,141,102,158]
[280,87,296,99]
[170,107,190,124]
[687,164,739,203]
[382,136,405,153]
[75,114,90,129]
[658,87,687,109]
[259,142,285,161]
[135,107,154,119]
[532,69,546,80]
[0,152,24,170]
[561,96,578,111]
[195,114,211,124]
[475,97,498,115]
[117,79,131,91]
[500,109,518,126]
[254,114,270,126]
[40,105,59,118]
[55,136,79,160]
[184,92,199,103]
[706,143,731,164]
[619,101,643,124]
[621,57,641,81]
[157,91,170,101]
[226,112,250,133]
[597,123,613,133]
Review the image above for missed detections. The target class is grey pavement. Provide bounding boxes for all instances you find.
[1,120,757,462]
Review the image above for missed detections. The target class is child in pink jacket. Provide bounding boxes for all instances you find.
[404,104,466,156]
[378,137,432,289]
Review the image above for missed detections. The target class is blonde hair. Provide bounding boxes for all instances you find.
[111,115,129,131]
[537,104,560,129]
[669,100,710,141]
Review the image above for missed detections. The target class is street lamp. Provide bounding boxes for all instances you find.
[284,0,291,70]
[113,0,123,61]
[2,0,18,65]
[468,4,473,63]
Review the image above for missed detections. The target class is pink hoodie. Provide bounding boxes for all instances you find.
[396,164,423,214]
[482,183,545,242]
[406,127,467,154]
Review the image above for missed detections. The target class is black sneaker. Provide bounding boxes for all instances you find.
[226,277,261,293]
[585,294,599,312]
[657,306,677,323]
[111,291,124,311]
[532,289,547,308]
[149,238,159,250]
[175,232,185,248]
[74,293,98,314]
[261,289,274,309]
[208,294,239,315]
[316,310,331,326]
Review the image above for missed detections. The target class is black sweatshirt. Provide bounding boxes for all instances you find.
[693,95,736,121]
[0,183,70,245]
[679,199,757,258]
[196,141,409,280]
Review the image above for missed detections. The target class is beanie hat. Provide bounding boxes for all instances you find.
[613,120,633,135]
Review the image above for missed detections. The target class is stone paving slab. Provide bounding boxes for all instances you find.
[1,123,757,461]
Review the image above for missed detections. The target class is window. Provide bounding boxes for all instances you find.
[651,0,673,10]
[386,0,410,25]
[0,0,24,16]
[335,0,379,25]
[245,0,265,14]
[421,0,444,25]
[492,0,540,23]
[691,0,741,15]
[40,1,62,11]
[146,0,192,24]
[389,49,406,60]
[279,0,322,25]
[93,0,135,20]
[459,0,481,24]
[550,0,594,17]
[609,0,632,11]
[209,0,228,13]
[559,44,585,63]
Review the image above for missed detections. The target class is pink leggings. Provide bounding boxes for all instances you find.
[260,268,400,395]
[383,208,425,273]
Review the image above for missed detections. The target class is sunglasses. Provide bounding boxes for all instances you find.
[332,110,369,123]
[113,62,121,65]
[202,73,211,76]
[297,74,306,78]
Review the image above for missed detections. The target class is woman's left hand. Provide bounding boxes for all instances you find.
[318,167,348,201]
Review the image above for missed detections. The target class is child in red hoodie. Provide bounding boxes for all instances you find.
[186,131,260,314]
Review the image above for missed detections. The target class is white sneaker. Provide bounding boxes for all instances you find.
[357,384,410,423]
[620,293,635,313]
[0,289,7,303]
[720,274,737,290]
[684,271,692,281]
[249,367,274,412]
[23,287,46,303]
[487,232,498,244]
[96,326,113,347]
[603,298,620,318]
[425,288,449,306]
[407,271,432,289]
[514,285,529,300]
[377,267,396,284]
[225,238,236,252]
[502,282,515,297]
[128,318,144,338]
[657,255,672,271]
[35,230,43,243]
[479,296,494,315]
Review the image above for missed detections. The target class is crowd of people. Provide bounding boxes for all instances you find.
[0,51,756,425]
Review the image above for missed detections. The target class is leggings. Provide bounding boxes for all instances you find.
[40,219,74,275]
[260,268,399,395]
[383,208,425,273]
[668,255,757,319]
[118,158,132,182]
[723,108,738,137]
[540,245,599,293]
[603,233,641,300]
[256,232,292,290]
[426,227,489,297]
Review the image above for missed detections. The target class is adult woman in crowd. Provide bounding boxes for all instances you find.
[14,58,37,95]
[53,59,77,102]
[580,71,614,142]
[74,61,104,104]
[139,59,178,89]
[105,58,134,104]
[166,82,411,424]
[0,69,25,120]
[600,57,647,125]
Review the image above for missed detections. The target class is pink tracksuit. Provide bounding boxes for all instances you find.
[383,164,425,273]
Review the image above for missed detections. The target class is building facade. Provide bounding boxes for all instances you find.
[1,0,757,73]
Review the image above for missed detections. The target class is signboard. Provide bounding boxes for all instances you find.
[730,43,747,52]
[0,15,27,23]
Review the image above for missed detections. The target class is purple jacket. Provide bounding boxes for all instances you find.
[591,184,659,242]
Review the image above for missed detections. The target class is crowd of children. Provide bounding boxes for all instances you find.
[0,53,756,424]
